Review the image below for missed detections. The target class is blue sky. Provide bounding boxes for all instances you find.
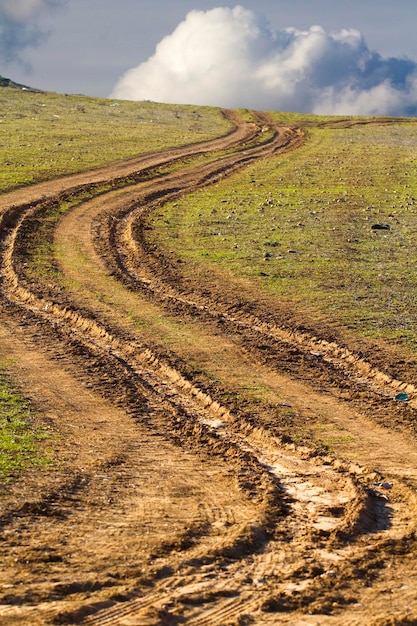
[1,1,417,114]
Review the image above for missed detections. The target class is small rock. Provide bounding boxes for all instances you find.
[371,223,390,230]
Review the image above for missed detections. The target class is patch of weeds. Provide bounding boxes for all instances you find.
[312,423,354,453]
[0,369,51,480]
[320,435,355,453]
[128,312,150,328]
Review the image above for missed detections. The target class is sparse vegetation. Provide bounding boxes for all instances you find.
[152,115,417,350]
[0,87,232,192]
[0,368,50,480]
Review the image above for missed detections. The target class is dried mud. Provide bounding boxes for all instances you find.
[1,111,417,625]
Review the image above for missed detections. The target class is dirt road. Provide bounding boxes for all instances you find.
[1,111,417,625]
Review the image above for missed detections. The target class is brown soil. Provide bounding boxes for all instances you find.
[1,111,417,625]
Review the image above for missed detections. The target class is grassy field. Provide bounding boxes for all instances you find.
[0,87,232,192]
[152,114,417,350]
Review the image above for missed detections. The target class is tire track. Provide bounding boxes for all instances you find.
[1,110,280,624]
[104,183,417,409]
[2,111,417,625]
[0,111,301,624]
[51,115,417,624]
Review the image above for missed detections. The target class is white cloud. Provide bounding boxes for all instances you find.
[111,5,417,116]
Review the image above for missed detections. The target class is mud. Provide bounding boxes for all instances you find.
[1,111,417,625]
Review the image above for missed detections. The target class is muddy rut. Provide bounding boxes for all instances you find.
[1,111,417,625]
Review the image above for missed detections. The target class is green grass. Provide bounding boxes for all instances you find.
[0,368,50,481]
[0,87,232,193]
[151,115,417,351]
[19,185,114,286]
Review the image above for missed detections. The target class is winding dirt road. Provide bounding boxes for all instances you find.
[1,111,417,625]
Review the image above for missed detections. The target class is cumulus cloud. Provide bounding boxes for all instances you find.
[0,0,66,67]
[111,5,417,116]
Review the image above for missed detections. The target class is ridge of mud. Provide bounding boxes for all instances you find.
[107,197,417,409]
[3,187,368,541]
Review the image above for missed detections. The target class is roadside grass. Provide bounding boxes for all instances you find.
[0,87,232,193]
[0,366,51,481]
[151,116,417,352]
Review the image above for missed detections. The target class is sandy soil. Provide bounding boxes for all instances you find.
[1,111,417,625]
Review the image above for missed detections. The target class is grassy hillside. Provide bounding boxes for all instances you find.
[151,114,417,352]
[0,87,232,192]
